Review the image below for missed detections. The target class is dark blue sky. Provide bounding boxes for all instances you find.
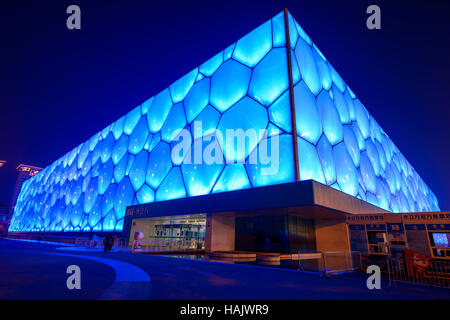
[1,0,449,210]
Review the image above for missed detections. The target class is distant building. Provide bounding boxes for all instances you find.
[0,204,9,235]
[8,164,42,222]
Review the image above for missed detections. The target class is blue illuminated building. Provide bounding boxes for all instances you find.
[9,10,439,236]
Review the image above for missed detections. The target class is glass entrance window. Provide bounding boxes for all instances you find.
[131,214,206,251]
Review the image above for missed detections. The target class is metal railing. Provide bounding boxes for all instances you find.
[132,237,205,253]
[297,250,361,276]
[387,256,450,289]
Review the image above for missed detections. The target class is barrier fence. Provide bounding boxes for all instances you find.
[387,256,450,289]
[298,250,362,276]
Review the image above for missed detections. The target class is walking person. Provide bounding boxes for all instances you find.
[103,234,110,253]
[108,234,116,252]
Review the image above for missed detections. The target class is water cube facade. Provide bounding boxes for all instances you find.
[9,11,439,233]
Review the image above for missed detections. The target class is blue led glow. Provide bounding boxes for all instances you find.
[213,164,251,193]
[245,134,295,187]
[114,154,128,184]
[102,183,116,217]
[9,10,439,234]
[268,90,291,133]
[210,59,252,112]
[316,135,336,184]
[217,96,268,163]
[129,150,148,191]
[147,89,173,133]
[293,37,321,95]
[161,102,187,142]
[192,105,221,140]
[332,85,350,124]
[182,145,224,197]
[169,68,198,103]
[343,125,360,166]
[333,142,358,196]
[146,141,172,189]
[200,52,223,77]
[360,152,377,193]
[124,106,141,135]
[233,20,272,68]
[136,184,155,204]
[249,48,289,106]
[297,137,326,184]
[184,78,210,123]
[354,99,370,139]
[128,117,149,155]
[312,48,331,91]
[98,160,114,195]
[317,91,343,145]
[156,167,186,202]
[114,177,134,220]
[272,11,286,47]
[293,81,322,144]
[112,134,129,165]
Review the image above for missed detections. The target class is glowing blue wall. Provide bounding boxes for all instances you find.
[287,12,438,213]
[9,11,439,233]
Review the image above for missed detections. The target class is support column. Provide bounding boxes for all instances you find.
[205,214,235,253]
[284,8,300,182]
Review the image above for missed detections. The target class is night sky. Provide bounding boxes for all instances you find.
[1,0,449,210]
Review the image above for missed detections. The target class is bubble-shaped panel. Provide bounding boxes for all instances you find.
[213,164,251,193]
[114,177,134,220]
[192,105,221,140]
[312,47,331,91]
[317,90,343,145]
[112,134,129,165]
[217,97,268,163]
[360,152,377,194]
[245,134,295,187]
[147,89,173,133]
[343,125,360,166]
[199,53,223,77]
[161,102,187,142]
[146,142,173,189]
[268,90,291,133]
[333,142,358,196]
[156,167,186,202]
[354,100,370,139]
[233,20,272,68]
[316,135,336,185]
[124,106,142,135]
[136,184,155,204]
[129,150,148,191]
[297,137,325,184]
[294,37,321,95]
[249,48,289,106]
[293,81,322,144]
[100,133,115,164]
[210,59,252,112]
[184,78,210,123]
[181,138,224,197]
[272,11,286,47]
[128,117,150,155]
[169,68,198,103]
[332,85,350,124]
[98,160,114,195]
